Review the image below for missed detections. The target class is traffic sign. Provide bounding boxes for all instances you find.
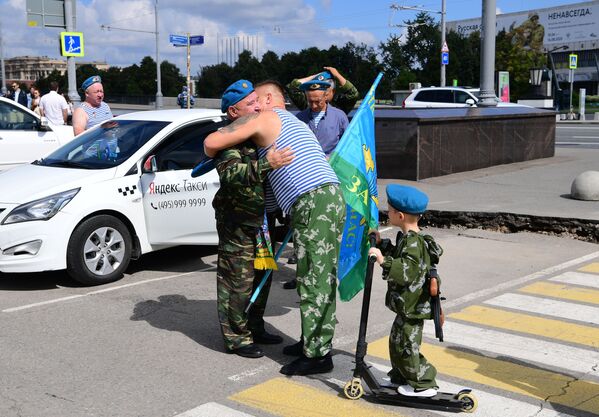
[169,34,188,46]
[60,32,84,57]
[441,41,449,52]
[441,51,449,65]
[569,54,578,69]
[189,35,204,45]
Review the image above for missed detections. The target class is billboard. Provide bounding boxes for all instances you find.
[447,1,599,49]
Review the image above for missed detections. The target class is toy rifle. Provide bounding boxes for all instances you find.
[428,267,445,342]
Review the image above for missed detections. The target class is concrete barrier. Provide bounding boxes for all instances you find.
[571,171,599,201]
[373,107,556,180]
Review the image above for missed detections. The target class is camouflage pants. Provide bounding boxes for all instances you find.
[291,184,345,358]
[388,315,438,390]
[216,221,272,350]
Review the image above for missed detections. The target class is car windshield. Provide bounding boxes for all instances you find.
[37,119,169,169]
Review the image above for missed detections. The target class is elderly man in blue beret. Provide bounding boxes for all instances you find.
[72,75,112,135]
[213,80,294,359]
[286,67,359,115]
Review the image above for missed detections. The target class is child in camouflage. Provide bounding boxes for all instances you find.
[369,184,443,398]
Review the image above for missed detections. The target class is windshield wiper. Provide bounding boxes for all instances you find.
[42,160,92,169]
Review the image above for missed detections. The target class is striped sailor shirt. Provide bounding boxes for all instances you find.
[259,108,339,214]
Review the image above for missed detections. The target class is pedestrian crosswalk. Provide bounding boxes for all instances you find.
[177,260,599,417]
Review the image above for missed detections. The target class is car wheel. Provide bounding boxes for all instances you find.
[67,215,132,285]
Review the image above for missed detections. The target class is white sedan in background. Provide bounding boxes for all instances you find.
[0,109,225,285]
[0,96,75,170]
[402,87,528,108]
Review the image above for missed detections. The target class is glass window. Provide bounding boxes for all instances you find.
[414,90,436,102]
[38,119,170,169]
[0,100,38,131]
[454,91,475,103]
[153,120,227,172]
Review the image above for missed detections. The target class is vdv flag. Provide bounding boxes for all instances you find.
[329,73,383,301]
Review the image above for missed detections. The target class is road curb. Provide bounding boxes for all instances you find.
[379,210,599,243]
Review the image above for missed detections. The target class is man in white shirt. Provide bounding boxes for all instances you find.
[39,82,69,125]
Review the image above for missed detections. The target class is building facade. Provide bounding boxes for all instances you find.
[6,56,109,86]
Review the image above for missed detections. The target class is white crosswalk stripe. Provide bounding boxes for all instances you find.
[423,320,599,379]
[483,292,599,326]
[174,402,255,417]
[549,271,599,289]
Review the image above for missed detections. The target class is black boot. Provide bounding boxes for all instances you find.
[283,279,297,289]
[280,353,333,376]
[226,344,264,358]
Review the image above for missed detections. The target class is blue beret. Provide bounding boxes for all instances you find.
[221,79,254,113]
[299,80,332,91]
[313,71,333,81]
[81,75,102,91]
[386,184,429,214]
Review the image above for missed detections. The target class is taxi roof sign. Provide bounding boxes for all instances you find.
[569,54,578,70]
[60,32,84,57]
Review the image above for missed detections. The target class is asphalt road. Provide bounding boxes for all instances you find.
[1,226,598,417]
[556,124,599,147]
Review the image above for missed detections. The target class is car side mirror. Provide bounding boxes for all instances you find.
[37,117,52,131]
[142,155,158,173]
[465,99,475,106]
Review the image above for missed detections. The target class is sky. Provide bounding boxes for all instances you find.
[0,0,589,75]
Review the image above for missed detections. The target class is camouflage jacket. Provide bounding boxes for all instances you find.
[212,140,271,227]
[378,231,443,320]
[286,78,359,115]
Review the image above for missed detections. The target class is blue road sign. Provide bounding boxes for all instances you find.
[189,35,204,45]
[60,32,84,57]
[169,34,188,46]
[441,51,449,65]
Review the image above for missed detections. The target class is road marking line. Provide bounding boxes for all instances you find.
[448,305,599,348]
[228,365,271,382]
[423,320,599,378]
[368,361,579,417]
[174,402,255,417]
[442,251,599,310]
[2,267,216,313]
[550,271,599,289]
[485,292,599,326]
[367,338,599,415]
[229,377,407,417]
[519,281,599,305]
[572,136,599,139]
[579,262,599,274]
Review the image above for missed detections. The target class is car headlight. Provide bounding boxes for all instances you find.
[1,188,80,225]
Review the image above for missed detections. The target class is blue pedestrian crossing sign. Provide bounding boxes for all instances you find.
[441,51,449,65]
[569,54,578,69]
[60,32,84,57]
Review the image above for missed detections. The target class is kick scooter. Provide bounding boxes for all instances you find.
[343,234,478,413]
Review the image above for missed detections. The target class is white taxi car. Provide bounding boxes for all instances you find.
[0,96,75,170]
[0,109,225,285]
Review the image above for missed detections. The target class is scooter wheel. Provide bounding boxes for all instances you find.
[458,392,478,413]
[343,379,364,400]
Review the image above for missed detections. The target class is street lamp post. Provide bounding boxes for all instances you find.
[101,3,163,109]
[390,2,447,86]
[478,0,497,107]
[154,0,163,109]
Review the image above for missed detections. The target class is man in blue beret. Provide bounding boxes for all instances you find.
[72,75,112,135]
[177,86,195,109]
[213,80,293,359]
[286,67,359,115]
[369,184,443,397]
